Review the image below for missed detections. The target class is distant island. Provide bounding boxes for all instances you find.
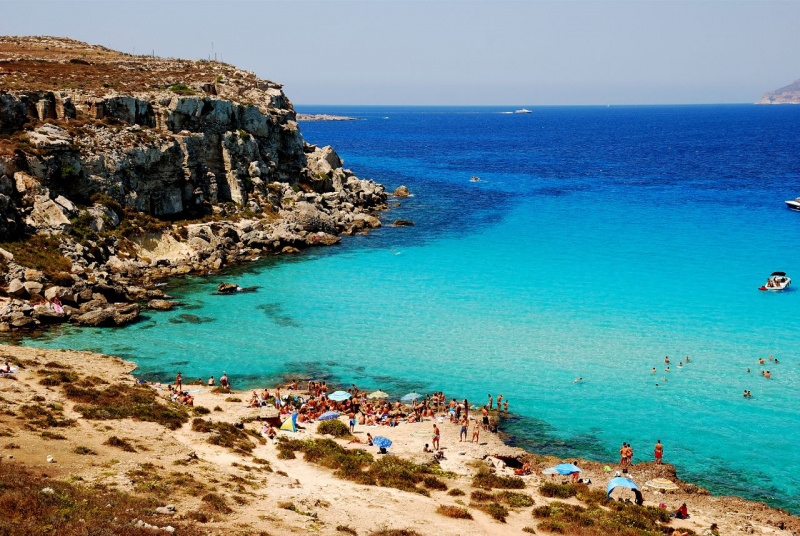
[756,79,800,104]
[296,113,361,121]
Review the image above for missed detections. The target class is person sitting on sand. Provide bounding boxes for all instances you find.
[671,503,689,519]
[207,376,215,386]
[514,462,532,476]
[423,443,432,453]
[0,362,11,374]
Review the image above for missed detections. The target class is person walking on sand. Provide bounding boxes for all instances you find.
[472,419,480,443]
[460,417,468,442]
[432,424,440,450]
[175,372,183,392]
[655,440,663,464]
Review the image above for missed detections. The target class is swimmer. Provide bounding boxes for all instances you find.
[678,362,683,367]
[685,356,690,363]
[769,354,774,361]
[660,377,669,382]
[665,356,670,364]
[747,368,751,373]
[665,366,670,372]
[574,377,583,383]
[759,358,765,365]
[775,358,779,364]
[765,371,771,379]
[651,367,657,374]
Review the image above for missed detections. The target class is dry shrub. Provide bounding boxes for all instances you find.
[436,504,473,519]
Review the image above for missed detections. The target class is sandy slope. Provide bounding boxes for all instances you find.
[0,344,796,535]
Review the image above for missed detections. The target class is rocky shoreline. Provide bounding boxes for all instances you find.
[0,37,390,331]
[296,113,361,121]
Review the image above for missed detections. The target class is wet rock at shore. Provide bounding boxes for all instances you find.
[147,299,180,311]
[392,220,415,227]
[71,303,139,327]
[393,185,411,197]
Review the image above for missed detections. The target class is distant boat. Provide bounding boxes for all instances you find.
[785,197,800,211]
[470,176,481,182]
[514,108,532,114]
[759,272,791,291]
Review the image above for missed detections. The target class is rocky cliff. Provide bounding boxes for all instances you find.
[0,36,388,330]
[756,79,800,104]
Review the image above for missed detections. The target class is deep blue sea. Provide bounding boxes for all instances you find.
[19,105,800,513]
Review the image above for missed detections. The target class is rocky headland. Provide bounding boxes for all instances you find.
[756,79,800,104]
[0,36,389,331]
[296,113,361,121]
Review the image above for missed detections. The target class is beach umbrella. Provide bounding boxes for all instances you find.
[542,467,560,475]
[318,411,340,421]
[645,478,679,491]
[400,392,421,402]
[328,390,351,402]
[555,463,581,475]
[372,436,392,449]
[607,477,643,504]
[367,390,390,399]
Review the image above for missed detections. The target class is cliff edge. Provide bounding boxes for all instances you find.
[755,79,800,104]
[0,36,388,331]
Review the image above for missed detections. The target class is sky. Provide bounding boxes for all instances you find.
[2,0,799,105]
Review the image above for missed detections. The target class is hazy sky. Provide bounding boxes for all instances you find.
[2,0,799,105]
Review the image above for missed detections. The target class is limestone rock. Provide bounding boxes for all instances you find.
[148,299,180,310]
[23,281,44,296]
[7,279,26,297]
[393,185,411,197]
[28,198,71,233]
[392,219,415,227]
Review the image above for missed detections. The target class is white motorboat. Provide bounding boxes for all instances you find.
[785,198,800,211]
[759,272,791,291]
[514,108,532,114]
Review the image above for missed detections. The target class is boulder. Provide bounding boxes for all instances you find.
[289,202,336,234]
[0,248,14,262]
[7,279,27,298]
[392,220,415,227]
[393,185,411,197]
[24,269,44,282]
[23,281,44,296]
[72,304,139,327]
[28,198,71,233]
[148,299,180,310]
[32,307,66,323]
[54,195,78,215]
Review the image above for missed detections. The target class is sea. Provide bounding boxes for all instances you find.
[18,104,800,513]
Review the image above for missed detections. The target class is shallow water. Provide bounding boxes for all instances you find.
[19,105,800,512]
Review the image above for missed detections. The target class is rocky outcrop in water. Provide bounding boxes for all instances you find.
[0,37,390,331]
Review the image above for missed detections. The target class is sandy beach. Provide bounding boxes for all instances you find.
[0,344,797,535]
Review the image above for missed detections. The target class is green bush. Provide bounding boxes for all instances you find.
[472,466,525,490]
[448,488,465,496]
[317,419,351,438]
[169,83,196,96]
[66,384,188,430]
[539,482,581,498]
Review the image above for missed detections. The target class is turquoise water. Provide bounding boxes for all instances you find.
[19,105,800,512]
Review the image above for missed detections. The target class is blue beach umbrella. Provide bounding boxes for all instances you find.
[372,436,392,449]
[555,463,581,475]
[328,391,351,402]
[400,392,421,403]
[318,411,340,421]
[607,477,643,504]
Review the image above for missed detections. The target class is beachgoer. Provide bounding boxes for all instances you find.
[571,461,580,483]
[433,424,440,450]
[503,400,508,416]
[665,356,670,364]
[220,373,229,388]
[367,433,373,446]
[460,417,468,442]
[672,503,688,519]
[488,394,493,411]
[349,411,356,433]
[678,362,683,367]
[482,406,489,431]
[423,443,432,453]
[775,358,779,364]
[758,358,765,365]
[685,356,690,363]
[175,372,183,392]
[651,367,657,374]
[496,394,504,411]
[765,371,771,379]
[746,368,751,373]
[665,366,670,372]
[472,420,480,443]
[0,362,11,373]
[620,442,626,465]
[574,377,583,383]
[207,376,215,386]
[654,440,663,464]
